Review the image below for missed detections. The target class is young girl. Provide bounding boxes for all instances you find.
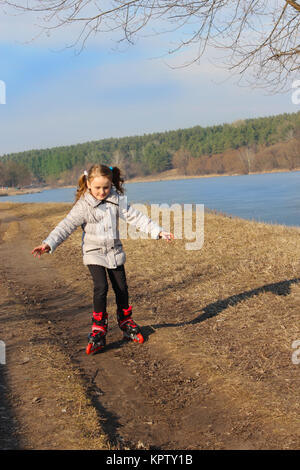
[32,164,174,354]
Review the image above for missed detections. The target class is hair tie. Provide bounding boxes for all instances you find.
[109,166,113,171]
[83,170,88,179]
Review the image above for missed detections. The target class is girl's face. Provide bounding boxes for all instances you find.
[87,175,112,200]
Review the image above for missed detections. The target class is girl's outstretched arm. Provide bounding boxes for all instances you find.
[159,231,174,242]
[119,202,163,239]
[119,201,174,241]
[31,243,50,258]
[32,199,86,256]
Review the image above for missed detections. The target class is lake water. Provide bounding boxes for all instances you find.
[1,171,300,227]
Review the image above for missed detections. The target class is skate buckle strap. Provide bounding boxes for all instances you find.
[92,311,108,325]
[92,325,106,334]
[119,317,137,329]
[93,311,106,321]
[122,306,132,316]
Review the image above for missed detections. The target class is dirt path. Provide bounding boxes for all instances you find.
[0,212,223,449]
[0,204,299,449]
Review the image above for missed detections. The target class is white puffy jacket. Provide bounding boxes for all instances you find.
[43,187,163,268]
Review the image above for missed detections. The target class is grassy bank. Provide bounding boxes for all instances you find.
[30,202,300,448]
[1,201,300,448]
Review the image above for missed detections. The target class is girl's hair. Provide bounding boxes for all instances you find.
[75,164,125,203]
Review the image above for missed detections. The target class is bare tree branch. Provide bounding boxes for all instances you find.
[0,0,299,91]
[285,0,300,13]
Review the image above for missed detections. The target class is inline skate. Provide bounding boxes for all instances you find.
[86,311,108,355]
[117,305,144,344]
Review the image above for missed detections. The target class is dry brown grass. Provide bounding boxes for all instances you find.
[2,201,300,448]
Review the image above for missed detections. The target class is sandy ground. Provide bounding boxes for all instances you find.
[0,202,300,449]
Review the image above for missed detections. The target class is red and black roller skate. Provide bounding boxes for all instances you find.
[86,311,108,355]
[117,305,144,344]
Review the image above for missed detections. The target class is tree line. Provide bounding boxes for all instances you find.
[1,111,300,187]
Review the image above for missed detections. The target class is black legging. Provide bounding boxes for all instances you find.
[87,264,129,313]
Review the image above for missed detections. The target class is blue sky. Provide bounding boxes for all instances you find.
[0,7,298,156]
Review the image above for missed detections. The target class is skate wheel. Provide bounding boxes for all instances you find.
[135,333,144,344]
[86,342,105,355]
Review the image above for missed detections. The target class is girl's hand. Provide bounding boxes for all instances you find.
[159,231,174,242]
[31,243,50,258]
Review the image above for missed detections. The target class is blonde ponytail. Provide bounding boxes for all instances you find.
[75,173,88,203]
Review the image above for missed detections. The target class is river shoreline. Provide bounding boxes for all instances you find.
[125,167,300,184]
[1,167,300,196]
